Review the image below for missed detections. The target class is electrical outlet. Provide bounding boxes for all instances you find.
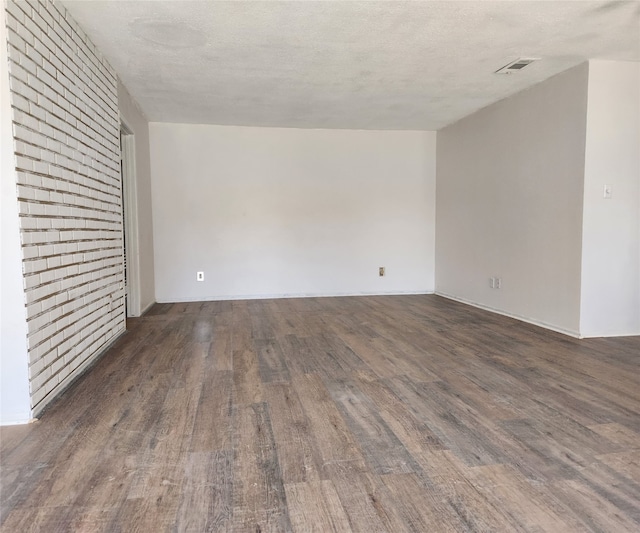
[196,271,204,282]
[379,267,385,277]
[489,277,495,289]
[496,277,502,289]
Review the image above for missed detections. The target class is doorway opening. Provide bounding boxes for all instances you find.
[119,121,141,317]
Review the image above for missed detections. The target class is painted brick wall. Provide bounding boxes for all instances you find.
[4,0,125,414]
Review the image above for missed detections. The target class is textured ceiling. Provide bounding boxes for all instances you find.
[62,0,640,130]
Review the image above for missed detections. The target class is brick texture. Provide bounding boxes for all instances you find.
[5,0,125,414]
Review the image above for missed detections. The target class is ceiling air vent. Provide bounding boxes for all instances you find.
[495,58,540,74]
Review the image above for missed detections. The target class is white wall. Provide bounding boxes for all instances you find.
[580,61,640,337]
[436,63,589,336]
[150,124,436,302]
[118,80,155,315]
[1,4,31,425]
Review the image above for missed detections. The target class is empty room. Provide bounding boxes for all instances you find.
[1,0,639,531]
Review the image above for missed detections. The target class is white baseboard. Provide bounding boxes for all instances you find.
[156,289,434,304]
[435,291,582,338]
[579,330,640,339]
[139,300,156,316]
[0,414,35,426]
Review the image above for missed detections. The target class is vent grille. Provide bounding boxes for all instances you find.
[495,58,540,74]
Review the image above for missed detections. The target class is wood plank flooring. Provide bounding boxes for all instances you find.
[1,294,639,532]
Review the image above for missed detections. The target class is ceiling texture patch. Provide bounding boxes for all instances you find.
[131,18,207,49]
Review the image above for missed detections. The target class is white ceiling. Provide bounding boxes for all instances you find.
[62,0,640,130]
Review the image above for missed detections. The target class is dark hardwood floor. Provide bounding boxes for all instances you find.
[1,295,639,532]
